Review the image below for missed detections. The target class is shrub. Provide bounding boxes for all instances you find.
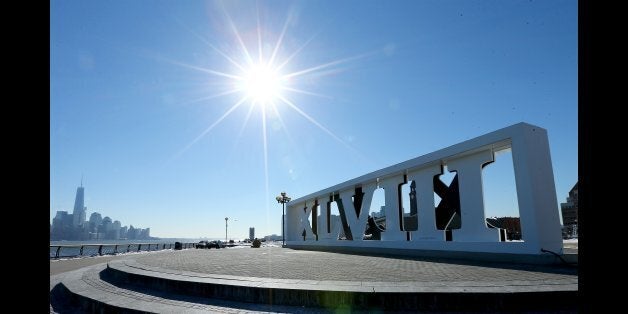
[251,238,261,248]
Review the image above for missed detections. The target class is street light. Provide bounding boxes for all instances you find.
[276,191,291,246]
[225,217,228,243]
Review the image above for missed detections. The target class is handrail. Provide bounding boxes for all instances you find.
[50,242,166,248]
[49,242,197,259]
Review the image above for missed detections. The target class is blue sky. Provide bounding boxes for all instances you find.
[50,0,577,239]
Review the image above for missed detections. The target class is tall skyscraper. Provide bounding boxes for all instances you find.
[249,227,255,240]
[72,180,86,227]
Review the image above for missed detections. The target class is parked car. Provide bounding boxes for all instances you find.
[207,240,221,249]
[196,241,208,249]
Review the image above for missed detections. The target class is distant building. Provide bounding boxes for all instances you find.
[560,182,578,238]
[128,225,136,239]
[409,181,417,216]
[89,212,102,224]
[249,227,255,241]
[52,211,68,228]
[72,184,86,228]
[113,220,122,240]
[100,216,112,239]
[119,226,128,239]
[65,213,73,229]
[140,228,150,239]
[88,212,102,234]
[51,211,70,240]
[264,234,282,241]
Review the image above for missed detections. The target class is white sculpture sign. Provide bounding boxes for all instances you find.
[285,123,563,259]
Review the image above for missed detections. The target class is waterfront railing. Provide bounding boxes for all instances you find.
[49,242,196,259]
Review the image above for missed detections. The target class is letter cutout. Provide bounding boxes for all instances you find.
[337,182,377,241]
[317,196,343,241]
[379,175,407,241]
[447,149,501,242]
[298,201,315,241]
[407,164,444,241]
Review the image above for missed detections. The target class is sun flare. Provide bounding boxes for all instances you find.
[240,63,284,105]
[173,6,371,161]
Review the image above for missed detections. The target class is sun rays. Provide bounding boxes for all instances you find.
[162,4,384,224]
[170,5,374,162]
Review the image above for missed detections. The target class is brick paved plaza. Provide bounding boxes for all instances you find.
[134,247,576,285]
[50,246,577,312]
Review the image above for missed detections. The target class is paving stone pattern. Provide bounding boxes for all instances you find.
[51,247,577,313]
[133,247,576,283]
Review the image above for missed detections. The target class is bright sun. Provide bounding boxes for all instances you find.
[174,6,366,159]
[241,63,284,105]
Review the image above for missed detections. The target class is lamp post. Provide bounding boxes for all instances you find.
[225,217,228,243]
[276,191,291,247]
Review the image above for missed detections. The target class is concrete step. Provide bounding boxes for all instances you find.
[101,259,577,312]
[50,254,578,313]
[50,264,326,313]
[562,253,578,264]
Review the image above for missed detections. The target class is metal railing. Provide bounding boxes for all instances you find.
[49,242,196,259]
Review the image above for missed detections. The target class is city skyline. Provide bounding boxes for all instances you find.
[51,1,577,239]
[51,183,152,241]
